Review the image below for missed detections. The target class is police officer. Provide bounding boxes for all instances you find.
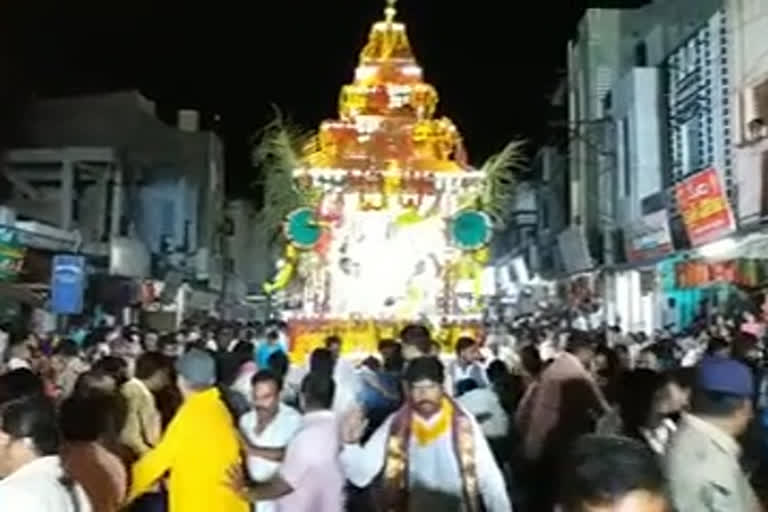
[665,356,762,511]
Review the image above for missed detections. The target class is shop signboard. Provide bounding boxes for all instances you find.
[625,209,673,262]
[675,168,735,246]
[0,226,25,282]
[51,254,86,315]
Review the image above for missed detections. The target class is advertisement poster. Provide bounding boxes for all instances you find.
[51,254,86,315]
[0,226,25,282]
[675,168,735,246]
[625,209,674,262]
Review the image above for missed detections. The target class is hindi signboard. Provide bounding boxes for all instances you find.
[675,168,735,246]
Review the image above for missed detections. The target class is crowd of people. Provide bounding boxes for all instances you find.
[0,314,765,511]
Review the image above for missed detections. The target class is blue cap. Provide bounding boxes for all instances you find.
[697,357,754,397]
[175,348,216,388]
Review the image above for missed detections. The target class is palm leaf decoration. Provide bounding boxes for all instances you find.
[478,140,527,228]
[251,107,317,242]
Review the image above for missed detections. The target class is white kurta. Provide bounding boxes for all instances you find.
[239,404,303,512]
[340,410,512,512]
[0,456,92,512]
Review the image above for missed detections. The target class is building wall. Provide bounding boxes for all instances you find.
[729,0,768,225]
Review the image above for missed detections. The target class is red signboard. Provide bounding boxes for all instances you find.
[675,168,735,246]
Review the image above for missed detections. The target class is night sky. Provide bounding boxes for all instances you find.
[0,0,646,198]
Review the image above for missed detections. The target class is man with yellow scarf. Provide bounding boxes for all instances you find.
[340,356,512,512]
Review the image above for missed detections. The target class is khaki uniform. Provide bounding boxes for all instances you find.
[665,414,762,512]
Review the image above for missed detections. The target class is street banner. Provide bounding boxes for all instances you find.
[675,168,735,246]
[51,254,86,315]
[0,226,25,282]
[625,209,673,262]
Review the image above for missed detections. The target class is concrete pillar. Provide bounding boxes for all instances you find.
[60,160,74,231]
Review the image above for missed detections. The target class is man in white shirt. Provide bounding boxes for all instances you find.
[341,357,512,511]
[0,395,91,512]
[450,337,488,396]
[239,370,302,512]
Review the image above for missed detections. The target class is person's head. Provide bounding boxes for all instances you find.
[486,360,510,386]
[250,370,282,420]
[52,339,80,371]
[567,334,596,369]
[615,345,631,370]
[400,324,432,361]
[0,396,59,478]
[174,348,217,399]
[667,297,676,308]
[520,344,543,378]
[690,357,755,436]
[309,348,335,377]
[558,435,670,512]
[299,371,335,412]
[636,348,660,372]
[266,330,279,346]
[93,356,129,387]
[404,356,445,418]
[59,392,127,446]
[455,337,478,365]
[73,369,118,398]
[706,337,729,358]
[361,356,381,372]
[0,369,45,405]
[618,369,664,437]
[325,336,342,360]
[657,367,695,416]
[378,339,397,360]
[144,330,159,352]
[217,326,235,350]
[267,350,290,379]
[134,352,172,392]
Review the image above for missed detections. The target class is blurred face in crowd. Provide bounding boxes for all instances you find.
[145,332,159,352]
[459,344,479,365]
[409,379,443,418]
[636,350,659,372]
[327,340,341,360]
[251,379,280,421]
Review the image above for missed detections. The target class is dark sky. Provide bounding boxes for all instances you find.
[0,0,646,198]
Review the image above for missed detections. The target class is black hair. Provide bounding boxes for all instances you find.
[362,356,381,372]
[690,389,749,418]
[92,356,129,386]
[266,330,279,341]
[378,339,397,352]
[456,378,479,396]
[251,369,283,392]
[486,360,509,384]
[267,350,290,379]
[72,369,116,399]
[0,368,45,405]
[0,395,59,456]
[59,392,127,445]
[617,369,663,439]
[400,324,432,355]
[309,348,335,377]
[706,337,729,356]
[324,335,342,348]
[404,356,445,385]
[558,435,668,511]
[383,344,405,374]
[135,351,170,381]
[300,371,335,410]
[520,344,543,377]
[455,337,475,355]
[669,367,696,391]
[233,340,254,356]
